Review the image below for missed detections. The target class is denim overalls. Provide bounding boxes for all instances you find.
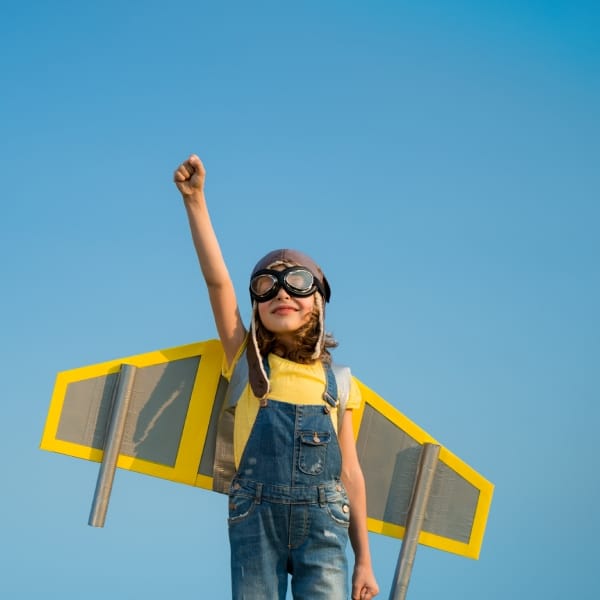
[227,359,350,599]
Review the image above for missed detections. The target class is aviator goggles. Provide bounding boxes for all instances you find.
[249,267,325,303]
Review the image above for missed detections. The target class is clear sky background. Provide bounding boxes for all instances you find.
[1,1,598,598]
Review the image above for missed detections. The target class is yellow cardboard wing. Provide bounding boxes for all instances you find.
[41,339,493,559]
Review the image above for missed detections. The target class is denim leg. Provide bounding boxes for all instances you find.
[229,497,289,600]
[289,503,350,600]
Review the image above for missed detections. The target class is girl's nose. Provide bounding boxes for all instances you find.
[275,285,290,299]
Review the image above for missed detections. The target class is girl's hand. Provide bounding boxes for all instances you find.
[352,563,380,599]
[174,154,206,197]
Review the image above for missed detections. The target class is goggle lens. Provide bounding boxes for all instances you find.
[251,274,278,296]
[284,269,314,293]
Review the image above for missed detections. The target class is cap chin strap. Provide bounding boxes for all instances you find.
[248,300,270,402]
[311,293,325,361]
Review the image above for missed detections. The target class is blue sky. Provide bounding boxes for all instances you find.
[1,1,598,598]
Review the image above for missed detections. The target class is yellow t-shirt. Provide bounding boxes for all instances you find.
[223,344,362,468]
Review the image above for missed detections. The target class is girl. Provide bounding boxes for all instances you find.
[174,154,379,600]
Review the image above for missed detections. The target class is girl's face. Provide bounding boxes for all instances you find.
[256,265,316,343]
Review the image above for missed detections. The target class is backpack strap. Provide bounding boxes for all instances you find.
[330,362,351,432]
[211,348,248,494]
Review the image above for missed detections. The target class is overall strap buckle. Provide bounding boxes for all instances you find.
[255,482,263,504]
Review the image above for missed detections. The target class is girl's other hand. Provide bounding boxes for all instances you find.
[352,563,380,599]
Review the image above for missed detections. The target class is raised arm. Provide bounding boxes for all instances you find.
[173,154,246,365]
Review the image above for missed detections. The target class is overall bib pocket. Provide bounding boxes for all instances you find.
[298,431,330,475]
